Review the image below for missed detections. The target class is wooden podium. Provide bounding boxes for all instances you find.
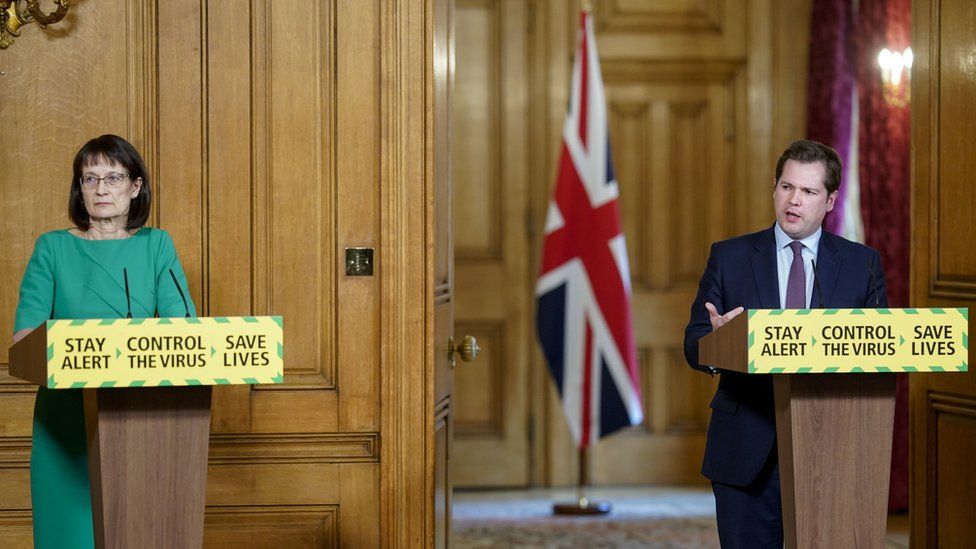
[699,308,967,549]
[8,316,283,549]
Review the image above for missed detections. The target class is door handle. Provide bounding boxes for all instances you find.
[448,335,480,368]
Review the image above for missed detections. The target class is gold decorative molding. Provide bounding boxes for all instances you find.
[0,0,69,49]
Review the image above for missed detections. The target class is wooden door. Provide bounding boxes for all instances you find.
[452,0,532,488]
[910,0,976,545]
[532,0,812,486]
[432,0,456,545]
[0,1,443,547]
[449,0,811,488]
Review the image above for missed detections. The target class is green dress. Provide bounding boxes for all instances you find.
[14,228,196,549]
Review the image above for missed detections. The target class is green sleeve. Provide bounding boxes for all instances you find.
[154,230,198,318]
[14,234,55,332]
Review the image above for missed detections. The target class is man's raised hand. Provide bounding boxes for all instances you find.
[705,302,744,331]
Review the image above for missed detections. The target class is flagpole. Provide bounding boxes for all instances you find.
[552,446,611,515]
[542,0,636,518]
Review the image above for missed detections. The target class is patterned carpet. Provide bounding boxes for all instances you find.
[452,487,720,549]
[452,487,911,549]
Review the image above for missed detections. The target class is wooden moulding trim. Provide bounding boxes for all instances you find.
[596,0,724,34]
[0,382,37,394]
[0,437,31,468]
[253,373,336,390]
[0,510,32,537]
[203,505,339,547]
[601,59,744,84]
[380,0,432,547]
[0,510,32,521]
[204,504,339,517]
[928,392,976,418]
[209,432,379,464]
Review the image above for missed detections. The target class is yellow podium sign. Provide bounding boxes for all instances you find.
[748,308,968,374]
[45,316,283,388]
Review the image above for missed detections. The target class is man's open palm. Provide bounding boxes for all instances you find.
[705,302,744,331]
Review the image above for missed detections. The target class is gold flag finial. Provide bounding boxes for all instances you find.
[581,0,592,13]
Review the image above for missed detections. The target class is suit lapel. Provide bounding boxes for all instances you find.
[751,227,781,309]
[815,232,842,307]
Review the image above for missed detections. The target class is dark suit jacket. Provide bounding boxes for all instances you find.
[684,226,888,487]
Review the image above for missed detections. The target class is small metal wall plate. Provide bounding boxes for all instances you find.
[345,247,374,276]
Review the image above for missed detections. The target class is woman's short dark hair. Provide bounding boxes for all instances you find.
[69,134,152,231]
[774,140,842,194]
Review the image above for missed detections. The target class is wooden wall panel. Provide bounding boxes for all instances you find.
[203,506,338,548]
[595,0,724,33]
[931,395,976,545]
[0,0,155,529]
[925,0,976,300]
[0,509,32,549]
[664,347,713,432]
[592,0,744,59]
[609,101,653,289]
[156,0,205,310]
[334,0,381,430]
[454,321,504,435]
[2,0,445,545]
[207,2,254,319]
[911,0,976,546]
[454,1,501,260]
[268,0,337,390]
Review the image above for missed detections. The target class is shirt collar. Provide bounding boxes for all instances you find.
[774,222,822,255]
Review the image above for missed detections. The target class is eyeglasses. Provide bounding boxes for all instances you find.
[80,172,130,189]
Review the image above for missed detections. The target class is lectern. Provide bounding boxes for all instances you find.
[8,316,283,549]
[700,308,967,549]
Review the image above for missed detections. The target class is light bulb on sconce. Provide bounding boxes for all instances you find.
[878,47,913,107]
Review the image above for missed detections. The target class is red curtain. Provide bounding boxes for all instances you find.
[808,0,911,512]
[854,0,911,511]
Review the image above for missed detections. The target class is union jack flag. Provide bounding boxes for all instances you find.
[536,10,643,448]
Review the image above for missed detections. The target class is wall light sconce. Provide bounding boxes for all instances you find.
[877,47,913,108]
[0,0,70,50]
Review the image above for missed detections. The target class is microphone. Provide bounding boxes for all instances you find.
[123,268,133,319]
[169,269,191,318]
[866,258,880,306]
[811,260,824,308]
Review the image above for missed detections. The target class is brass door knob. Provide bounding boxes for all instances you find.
[448,335,480,368]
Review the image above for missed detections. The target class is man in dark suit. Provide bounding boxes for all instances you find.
[684,140,887,548]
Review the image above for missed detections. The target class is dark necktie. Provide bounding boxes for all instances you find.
[785,241,806,309]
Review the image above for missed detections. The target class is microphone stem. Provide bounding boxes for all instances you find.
[123,268,132,319]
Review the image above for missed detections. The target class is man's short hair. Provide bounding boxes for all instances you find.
[774,140,842,194]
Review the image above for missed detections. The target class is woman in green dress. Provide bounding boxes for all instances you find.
[13,134,196,548]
